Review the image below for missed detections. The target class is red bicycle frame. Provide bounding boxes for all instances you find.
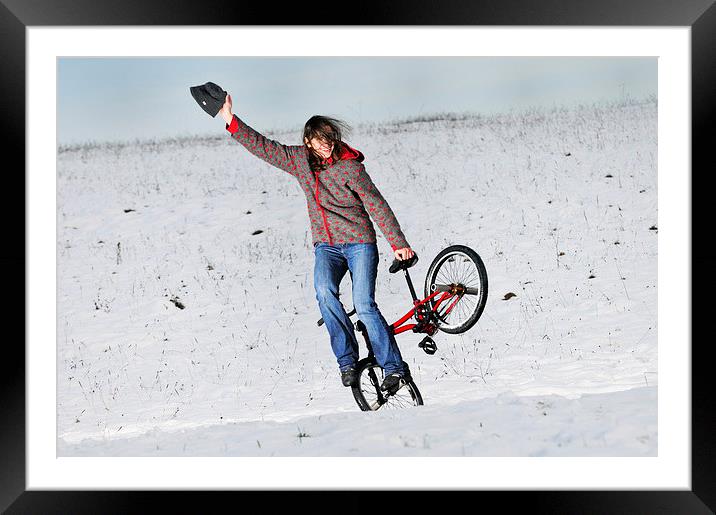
[315,255,468,338]
[390,288,461,335]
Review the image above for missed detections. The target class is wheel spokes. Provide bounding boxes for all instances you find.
[428,251,484,329]
[358,365,419,410]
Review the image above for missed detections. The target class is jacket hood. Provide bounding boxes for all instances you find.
[337,142,365,162]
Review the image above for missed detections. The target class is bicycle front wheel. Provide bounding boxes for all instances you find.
[424,244,488,334]
[351,358,423,411]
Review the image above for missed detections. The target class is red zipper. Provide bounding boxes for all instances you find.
[314,171,333,245]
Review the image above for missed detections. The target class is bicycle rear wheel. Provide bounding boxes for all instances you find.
[351,358,423,411]
[424,244,488,334]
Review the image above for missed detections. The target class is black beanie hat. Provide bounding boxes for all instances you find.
[190,81,227,118]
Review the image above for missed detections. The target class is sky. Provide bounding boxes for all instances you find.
[57,57,656,146]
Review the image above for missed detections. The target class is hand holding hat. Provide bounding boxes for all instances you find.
[219,94,233,125]
[189,81,228,118]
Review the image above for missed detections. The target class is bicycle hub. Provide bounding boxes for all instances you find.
[450,283,466,295]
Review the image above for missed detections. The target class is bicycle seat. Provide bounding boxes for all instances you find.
[389,253,418,274]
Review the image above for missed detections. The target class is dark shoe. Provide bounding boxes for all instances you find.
[341,367,358,387]
[380,372,405,393]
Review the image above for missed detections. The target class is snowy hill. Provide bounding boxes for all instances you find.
[56,97,657,456]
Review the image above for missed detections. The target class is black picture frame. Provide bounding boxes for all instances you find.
[3,0,714,512]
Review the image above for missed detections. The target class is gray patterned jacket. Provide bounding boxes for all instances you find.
[226,114,411,251]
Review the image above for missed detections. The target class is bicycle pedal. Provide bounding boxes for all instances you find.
[418,336,437,355]
[382,379,405,395]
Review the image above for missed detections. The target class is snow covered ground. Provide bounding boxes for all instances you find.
[56,97,657,456]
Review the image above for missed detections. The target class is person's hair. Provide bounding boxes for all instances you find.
[303,115,352,172]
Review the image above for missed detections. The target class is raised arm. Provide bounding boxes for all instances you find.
[347,163,411,251]
[220,94,301,176]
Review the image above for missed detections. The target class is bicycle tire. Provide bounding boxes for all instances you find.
[423,244,488,334]
[351,357,423,411]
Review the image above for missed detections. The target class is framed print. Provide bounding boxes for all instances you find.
[4,0,715,512]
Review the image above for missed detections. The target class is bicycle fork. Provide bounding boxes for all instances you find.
[355,319,399,406]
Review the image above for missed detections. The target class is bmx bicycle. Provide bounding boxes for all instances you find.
[316,244,488,411]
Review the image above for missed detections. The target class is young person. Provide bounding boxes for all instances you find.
[219,93,414,392]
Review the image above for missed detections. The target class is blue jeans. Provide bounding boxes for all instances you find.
[313,242,407,376]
